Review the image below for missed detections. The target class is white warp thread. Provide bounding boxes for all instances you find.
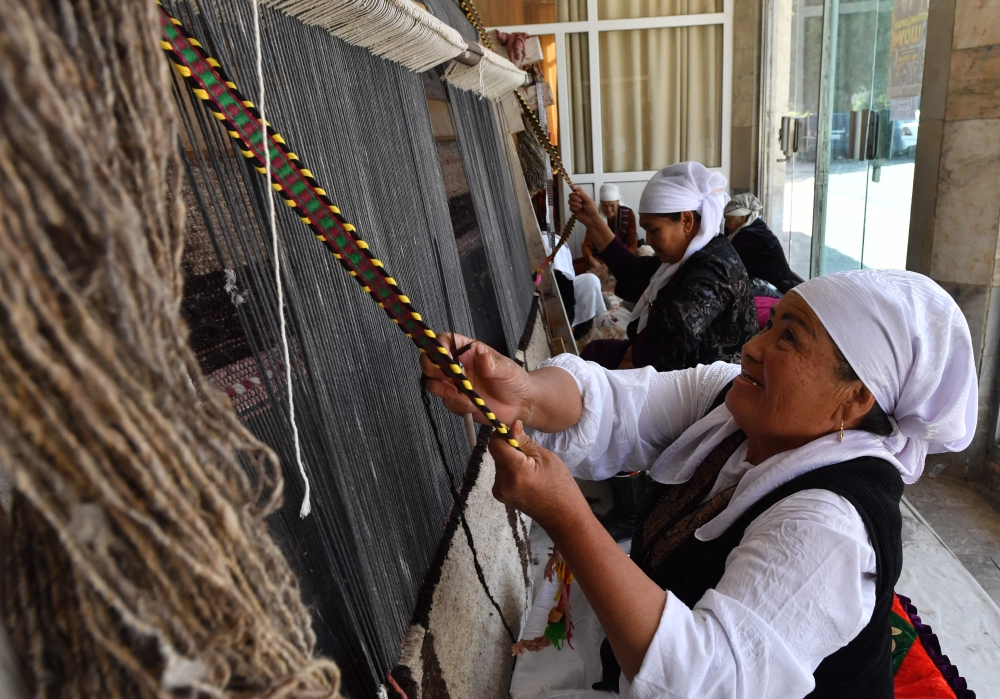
[268,0,465,72]
[442,45,527,100]
[253,0,312,518]
[265,0,526,99]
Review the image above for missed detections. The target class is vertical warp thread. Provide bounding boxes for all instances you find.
[252,0,311,518]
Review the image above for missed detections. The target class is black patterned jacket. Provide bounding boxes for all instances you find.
[600,235,757,372]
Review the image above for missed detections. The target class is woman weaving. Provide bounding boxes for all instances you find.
[574,162,757,373]
[422,269,977,697]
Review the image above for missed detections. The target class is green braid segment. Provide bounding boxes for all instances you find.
[158,5,520,449]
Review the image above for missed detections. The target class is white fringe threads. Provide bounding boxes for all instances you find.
[442,45,528,100]
[264,0,527,99]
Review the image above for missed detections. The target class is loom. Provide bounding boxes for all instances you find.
[164,0,568,695]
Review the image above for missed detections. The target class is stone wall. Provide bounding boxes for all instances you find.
[906,0,1000,484]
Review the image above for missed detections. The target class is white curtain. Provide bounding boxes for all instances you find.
[599,23,723,172]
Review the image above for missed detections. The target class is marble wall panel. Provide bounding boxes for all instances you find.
[929,119,1000,285]
[946,47,1000,121]
[953,0,1000,49]
[907,118,944,275]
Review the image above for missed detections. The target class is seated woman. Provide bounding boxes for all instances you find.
[724,193,804,293]
[581,183,637,260]
[422,269,976,698]
[574,162,757,373]
[550,242,607,341]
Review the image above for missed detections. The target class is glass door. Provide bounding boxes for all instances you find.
[763,0,928,277]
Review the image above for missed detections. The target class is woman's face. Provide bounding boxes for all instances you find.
[725,292,875,463]
[600,200,620,218]
[724,214,747,234]
[638,212,699,264]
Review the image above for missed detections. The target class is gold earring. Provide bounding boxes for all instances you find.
[840,419,845,442]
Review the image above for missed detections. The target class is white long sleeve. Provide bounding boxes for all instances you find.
[529,354,739,480]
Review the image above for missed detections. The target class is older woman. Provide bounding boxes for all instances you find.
[574,163,757,374]
[724,193,803,294]
[422,269,977,698]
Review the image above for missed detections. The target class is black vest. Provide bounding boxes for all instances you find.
[638,457,904,697]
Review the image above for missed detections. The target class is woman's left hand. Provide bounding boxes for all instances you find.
[488,421,589,529]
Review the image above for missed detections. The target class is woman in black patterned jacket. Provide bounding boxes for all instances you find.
[572,164,757,374]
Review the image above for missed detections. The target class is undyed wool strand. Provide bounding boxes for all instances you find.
[0,0,339,696]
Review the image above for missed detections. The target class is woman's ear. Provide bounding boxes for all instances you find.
[682,210,698,237]
[842,383,877,428]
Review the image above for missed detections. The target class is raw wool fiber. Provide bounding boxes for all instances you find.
[0,1,339,698]
[390,302,548,698]
[442,46,529,101]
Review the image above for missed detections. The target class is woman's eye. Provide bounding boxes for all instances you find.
[783,329,795,343]
[764,319,773,331]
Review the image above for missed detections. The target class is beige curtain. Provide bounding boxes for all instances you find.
[567,33,594,173]
[599,0,721,19]
[557,0,589,21]
[599,23,723,172]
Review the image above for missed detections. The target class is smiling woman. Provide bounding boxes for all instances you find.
[422,269,978,699]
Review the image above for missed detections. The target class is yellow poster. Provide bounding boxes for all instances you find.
[888,0,929,118]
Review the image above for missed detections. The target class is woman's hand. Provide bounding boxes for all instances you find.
[420,333,532,427]
[568,186,603,228]
[488,421,590,530]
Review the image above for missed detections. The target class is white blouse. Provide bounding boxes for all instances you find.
[529,355,877,699]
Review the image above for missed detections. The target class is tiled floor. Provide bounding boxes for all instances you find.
[905,475,1000,607]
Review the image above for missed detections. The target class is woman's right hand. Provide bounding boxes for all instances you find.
[420,333,532,428]
[568,186,603,228]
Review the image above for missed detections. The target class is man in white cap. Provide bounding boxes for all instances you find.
[582,183,637,259]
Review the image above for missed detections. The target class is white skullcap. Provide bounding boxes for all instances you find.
[794,269,978,482]
[599,183,620,201]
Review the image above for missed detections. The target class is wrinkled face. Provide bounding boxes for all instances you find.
[726,292,861,459]
[724,214,748,234]
[600,200,620,218]
[638,212,698,264]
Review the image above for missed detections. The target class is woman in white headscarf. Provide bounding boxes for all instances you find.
[724,193,804,293]
[422,269,977,699]
[570,163,757,375]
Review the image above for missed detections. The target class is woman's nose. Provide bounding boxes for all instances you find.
[742,328,766,363]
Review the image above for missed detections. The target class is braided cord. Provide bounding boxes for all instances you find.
[456,0,577,277]
[159,6,521,449]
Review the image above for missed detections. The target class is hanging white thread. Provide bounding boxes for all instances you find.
[253,0,311,518]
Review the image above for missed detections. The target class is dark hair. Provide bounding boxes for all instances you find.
[833,348,894,437]
[659,211,702,224]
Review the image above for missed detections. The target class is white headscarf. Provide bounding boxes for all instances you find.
[647,269,978,540]
[599,183,620,202]
[631,163,728,332]
[723,193,763,238]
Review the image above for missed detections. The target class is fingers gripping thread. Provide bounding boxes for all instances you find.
[158,6,520,450]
